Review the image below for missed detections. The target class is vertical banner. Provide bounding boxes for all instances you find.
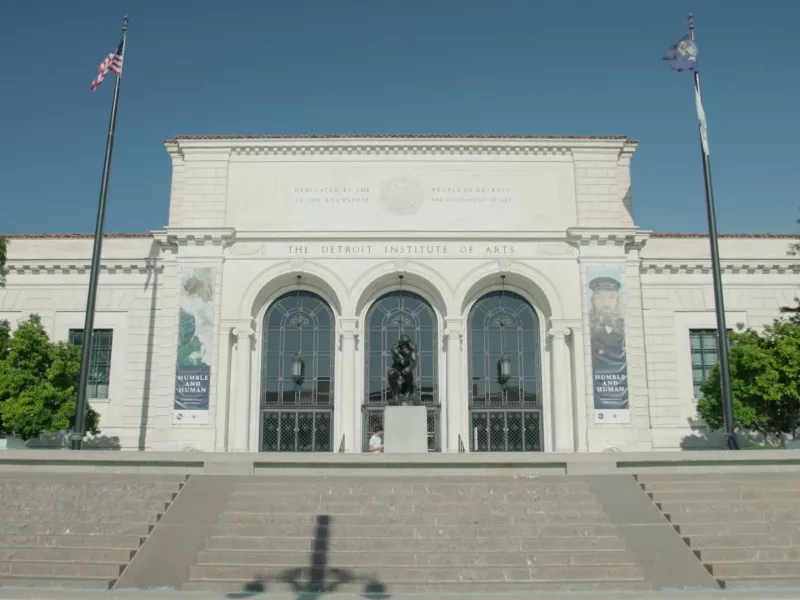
[173,267,215,424]
[587,266,630,424]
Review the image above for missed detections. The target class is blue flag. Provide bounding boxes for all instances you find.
[664,34,698,72]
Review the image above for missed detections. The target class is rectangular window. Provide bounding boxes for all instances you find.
[689,329,719,398]
[68,329,113,399]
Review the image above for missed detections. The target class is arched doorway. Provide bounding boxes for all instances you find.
[468,285,543,451]
[259,289,335,451]
[363,290,440,451]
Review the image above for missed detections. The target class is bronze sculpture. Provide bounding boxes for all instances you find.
[387,334,419,405]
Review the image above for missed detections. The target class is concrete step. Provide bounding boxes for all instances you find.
[182,579,652,593]
[718,577,800,589]
[232,484,594,495]
[0,547,135,563]
[216,511,612,527]
[0,481,183,492]
[0,473,187,483]
[650,489,800,502]
[636,473,800,483]
[0,499,170,513]
[231,484,594,495]
[233,476,589,488]
[0,576,114,589]
[643,481,800,493]
[204,535,629,553]
[709,561,800,578]
[685,533,800,549]
[0,534,143,550]
[0,510,161,525]
[188,563,645,582]
[658,500,800,513]
[0,521,152,536]
[210,523,622,539]
[697,547,800,563]
[0,560,124,578]
[677,521,800,536]
[195,549,636,568]
[665,510,798,524]
[225,499,606,511]
[0,489,179,504]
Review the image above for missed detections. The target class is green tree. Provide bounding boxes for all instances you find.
[0,237,6,288]
[0,314,100,440]
[780,212,800,323]
[697,320,800,443]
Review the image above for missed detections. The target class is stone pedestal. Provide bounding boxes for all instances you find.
[384,406,428,453]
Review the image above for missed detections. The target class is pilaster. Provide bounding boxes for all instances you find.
[444,318,465,453]
[338,318,359,452]
[548,321,574,452]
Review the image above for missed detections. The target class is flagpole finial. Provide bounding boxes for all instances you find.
[122,14,128,32]
[688,13,694,31]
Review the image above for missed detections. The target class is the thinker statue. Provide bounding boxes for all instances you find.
[387,334,419,405]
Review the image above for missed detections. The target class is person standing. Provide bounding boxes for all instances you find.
[369,426,384,453]
[726,423,741,450]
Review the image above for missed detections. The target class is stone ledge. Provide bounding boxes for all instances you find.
[0,449,798,476]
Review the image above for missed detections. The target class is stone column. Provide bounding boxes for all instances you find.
[231,326,254,452]
[444,320,464,452]
[549,325,574,452]
[338,324,359,452]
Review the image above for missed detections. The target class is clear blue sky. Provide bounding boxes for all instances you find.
[1,0,797,235]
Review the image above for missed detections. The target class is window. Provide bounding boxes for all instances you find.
[68,329,113,399]
[259,291,335,452]
[468,291,543,451]
[689,329,719,398]
[363,291,439,451]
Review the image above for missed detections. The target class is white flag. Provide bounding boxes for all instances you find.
[695,81,709,156]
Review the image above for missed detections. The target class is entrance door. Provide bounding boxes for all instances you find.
[468,290,543,451]
[362,290,440,451]
[259,290,335,452]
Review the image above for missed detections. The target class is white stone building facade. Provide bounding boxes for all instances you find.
[1,135,797,452]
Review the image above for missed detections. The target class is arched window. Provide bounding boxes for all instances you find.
[259,290,334,452]
[363,291,439,451]
[468,290,543,451]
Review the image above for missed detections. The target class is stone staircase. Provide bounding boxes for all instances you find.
[638,471,800,590]
[183,475,650,593]
[0,473,186,589]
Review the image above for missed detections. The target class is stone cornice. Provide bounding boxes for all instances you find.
[3,260,161,276]
[567,228,649,250]
[229,144,573,158]
[154,228,236,247]
[641,261,800,275]
[167,136,633,159]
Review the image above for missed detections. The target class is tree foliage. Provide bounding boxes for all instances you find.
[0,237,6,288]
[697,320,800,442]
[0,315,100,440]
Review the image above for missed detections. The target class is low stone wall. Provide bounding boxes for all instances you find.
[0,449,798,476]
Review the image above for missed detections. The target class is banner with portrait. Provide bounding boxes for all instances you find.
[587,266,630,423]
[173,267,215,424]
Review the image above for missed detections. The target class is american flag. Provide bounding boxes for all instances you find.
[90,37,124,91]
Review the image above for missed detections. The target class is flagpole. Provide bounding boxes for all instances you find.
[71,15,128,451]
[688,13,735,439]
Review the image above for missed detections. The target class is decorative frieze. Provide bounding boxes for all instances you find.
[4,262,161,276]
[228,144,573,158]
[641,261,800,275]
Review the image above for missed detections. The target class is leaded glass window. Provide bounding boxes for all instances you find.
[363,291,440,451]
[260,291,334,452]
[68,329,113,399]
[468,291,543,451]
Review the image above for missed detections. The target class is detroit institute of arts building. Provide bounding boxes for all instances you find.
[1,134,796,453]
